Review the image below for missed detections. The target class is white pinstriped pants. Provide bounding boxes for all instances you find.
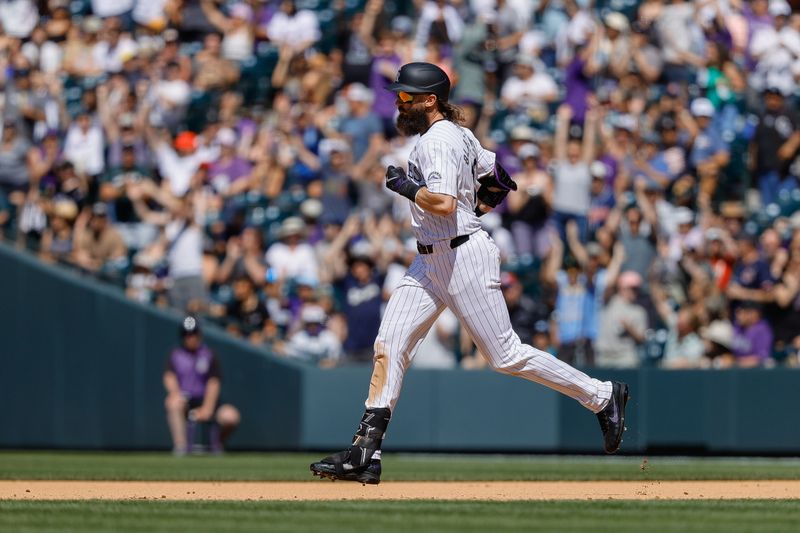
[366,230,613,414]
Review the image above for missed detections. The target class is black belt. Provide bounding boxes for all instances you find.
[417,234,470,254]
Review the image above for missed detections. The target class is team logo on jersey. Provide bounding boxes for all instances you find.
[427,172,442,185]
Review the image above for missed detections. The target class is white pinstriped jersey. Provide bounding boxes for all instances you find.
[406,120,496,244]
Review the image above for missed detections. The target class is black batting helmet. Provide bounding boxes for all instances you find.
[387,62,451,103]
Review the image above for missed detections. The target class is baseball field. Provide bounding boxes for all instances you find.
[1,452,800,531]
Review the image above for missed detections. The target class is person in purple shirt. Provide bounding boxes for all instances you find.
[564,40,600,123]
[731,301,774,367]
[164,316,241,455]
[207,128,253,197]
[368,32,402,138]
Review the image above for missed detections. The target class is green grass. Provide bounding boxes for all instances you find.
[2,452,800,481]
[2,500,799,532]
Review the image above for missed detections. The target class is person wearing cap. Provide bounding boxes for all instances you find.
[146,126,212,197]
[500,55,558,114]
[207,127,252,197]
[731,301,774,367]
[601,12,634,80]
[497,125,538,176]
[727,231,774,305]
[699,317,734,362]
[164,316,241,455]
[687,97,729,198]
[99,142,156,250]
[506,142,553,258]
[334,244,384,363]
[337,83,383,166]
[265,216,319,283]
[587,161,615,235]
[595,270,649,368]
[282,304,342,366]
[751,84,800,206]
[39,198,78,264]
[72,202,128,274]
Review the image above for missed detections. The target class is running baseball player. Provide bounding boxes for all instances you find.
[310,63,629,485]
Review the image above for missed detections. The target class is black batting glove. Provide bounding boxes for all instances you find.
[386,166,423,202]
[474,162,517,216]
[477,162,517,191]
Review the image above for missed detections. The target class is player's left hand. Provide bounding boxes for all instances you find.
[190,407,215,423]
[478,163,517,192]
[475,162,516,216]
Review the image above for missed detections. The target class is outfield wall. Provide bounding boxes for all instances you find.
[2,243,799,454]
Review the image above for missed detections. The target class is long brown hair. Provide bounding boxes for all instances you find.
[438,100,465,125]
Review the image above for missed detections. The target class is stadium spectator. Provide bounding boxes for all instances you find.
[551,103,598,243]
[266,217,319,283]
[72,202,128,277]
[335,245,384,363]
[731,301,774,367]
[3,0,799,369]
[281,304,342,366]
[595,271,648,368]
[164,316,240,455]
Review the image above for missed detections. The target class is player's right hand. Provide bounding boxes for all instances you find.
[385,166,423,202]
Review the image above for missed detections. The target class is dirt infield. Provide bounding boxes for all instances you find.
[1,481,799,501]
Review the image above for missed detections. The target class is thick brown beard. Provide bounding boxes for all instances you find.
[396,105,430,136]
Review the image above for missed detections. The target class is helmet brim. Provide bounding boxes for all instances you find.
[386,82,429,94]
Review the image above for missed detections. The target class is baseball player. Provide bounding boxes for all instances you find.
[310,63,629,485]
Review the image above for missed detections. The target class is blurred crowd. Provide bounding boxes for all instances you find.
[1,0,799,369]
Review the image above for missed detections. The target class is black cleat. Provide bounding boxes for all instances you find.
[310,451,382,485]
[596,381,629,454]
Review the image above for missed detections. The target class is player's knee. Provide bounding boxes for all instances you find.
[373,336,406,364]
[165,395,186,412]
[485,349,526,375]
[216,404,240,428]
